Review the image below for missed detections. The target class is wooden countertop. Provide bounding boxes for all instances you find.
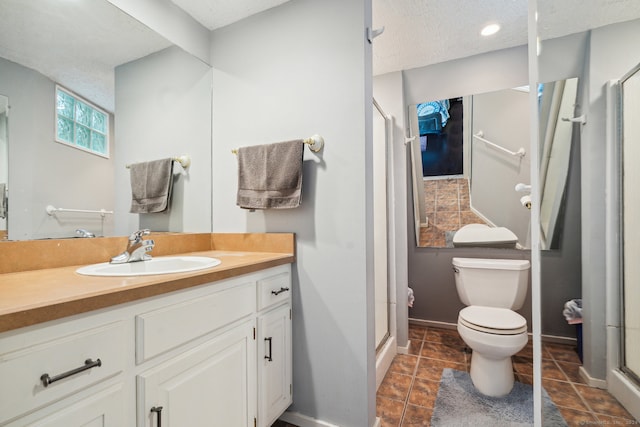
[0,233,295,333]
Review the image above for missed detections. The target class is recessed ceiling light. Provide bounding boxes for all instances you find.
[481,24,501,36]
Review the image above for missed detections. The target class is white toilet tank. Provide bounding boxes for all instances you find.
[452,257,530,310]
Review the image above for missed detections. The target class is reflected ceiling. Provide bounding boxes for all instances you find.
[0,0,172,111]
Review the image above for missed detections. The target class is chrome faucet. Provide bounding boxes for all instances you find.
[110,229,155,264]
[75,228,95,238]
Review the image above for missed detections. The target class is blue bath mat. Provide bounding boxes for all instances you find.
[431,369,567,426]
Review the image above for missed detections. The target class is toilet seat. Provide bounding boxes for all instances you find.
[459,306,527,335]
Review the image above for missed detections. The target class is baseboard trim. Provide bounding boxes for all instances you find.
[408,318,578,346]
[278,412,339,427]
[279,412,380,427]
[408,318,457,330]
[579,366,608,389]
[376,336,397,390]
[397,340,410,355]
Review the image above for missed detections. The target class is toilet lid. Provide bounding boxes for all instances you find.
[459,306,527,335]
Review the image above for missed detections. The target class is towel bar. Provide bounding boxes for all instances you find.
[473,131,526,158]
[231,134,324,155]
[46,205,113,218]
[125,155,191,169]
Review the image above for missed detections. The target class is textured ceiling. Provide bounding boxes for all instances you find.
[0,0,171,111]
[372,0,529,75]
[372,0,640,76]
[1,0,639,110]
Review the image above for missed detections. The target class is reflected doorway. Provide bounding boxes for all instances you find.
[419,97,463,177]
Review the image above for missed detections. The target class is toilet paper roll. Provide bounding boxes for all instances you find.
[520,195,532,209]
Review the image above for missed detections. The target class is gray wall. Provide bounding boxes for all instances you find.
[209,1,376,426]
[409,247,532,327]
[0,57,115,240]
[113,46,212,236]
[403,46,533,327]
[581,19,640,381]
[471,88,531,246]
[400,42,584,341]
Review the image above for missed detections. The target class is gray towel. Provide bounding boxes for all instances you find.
[129,158,174,213]
[236,140,304,209]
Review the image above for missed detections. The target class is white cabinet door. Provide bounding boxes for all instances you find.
[257,304,292,427]
[5,384,124,427]
[137,320,256,427]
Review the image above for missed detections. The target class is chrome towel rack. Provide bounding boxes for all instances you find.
[231,134,324,155]
[473,131,526,158]
[46,205,113,218]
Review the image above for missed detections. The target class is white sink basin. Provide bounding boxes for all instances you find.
[76,256,221,277]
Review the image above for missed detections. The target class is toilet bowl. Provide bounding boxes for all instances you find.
[452,258,530,397]
[457,306,528,396]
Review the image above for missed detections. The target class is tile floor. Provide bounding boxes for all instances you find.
[419,178,486,247]
[376,324,637,427]
[272,324,637,427]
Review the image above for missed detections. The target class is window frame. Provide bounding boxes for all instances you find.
[54,85,110,158]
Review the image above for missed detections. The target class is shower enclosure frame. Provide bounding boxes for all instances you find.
[605,63,640,422]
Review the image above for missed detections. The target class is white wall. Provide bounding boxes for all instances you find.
[471,88,531,246]
[210,1,375,426]
[114,46,212,236]
[106,0,210,65]
[403,45,529,106]
[582,18,640,381]
[0,57,116,240]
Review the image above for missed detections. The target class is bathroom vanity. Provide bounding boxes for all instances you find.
[0,233,294,427]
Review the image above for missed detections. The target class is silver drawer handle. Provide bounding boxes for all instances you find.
[40,358,102,387]
[271,287,290,296]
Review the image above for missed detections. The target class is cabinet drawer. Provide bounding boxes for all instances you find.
[257,272,291,311]
[136,281,255,364]
[0,321,126,424]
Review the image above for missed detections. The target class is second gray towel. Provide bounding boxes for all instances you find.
[129,158,174,213]
[237,140,304,209]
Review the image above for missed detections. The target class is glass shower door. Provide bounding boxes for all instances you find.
[621,63,640,385]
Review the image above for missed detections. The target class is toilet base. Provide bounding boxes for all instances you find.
[469,351,515,397]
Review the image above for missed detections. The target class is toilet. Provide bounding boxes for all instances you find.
[452,257,530,397]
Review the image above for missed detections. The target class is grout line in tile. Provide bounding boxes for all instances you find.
[381,326,638,426]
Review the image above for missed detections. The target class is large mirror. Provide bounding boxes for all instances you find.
[0,94,7,240]
[409,87,533,249]
[0,0,212,240]
[536,1,640,424]
[408,80,581,250]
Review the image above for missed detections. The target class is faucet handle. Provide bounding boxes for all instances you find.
[129,229,151,242]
